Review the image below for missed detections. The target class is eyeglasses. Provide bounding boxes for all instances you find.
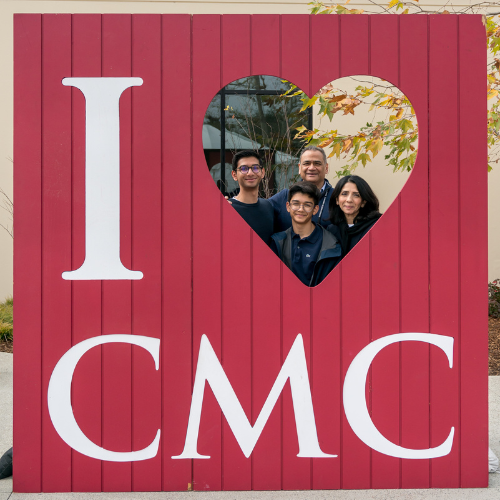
[236,165,262,174]
[289,201,315,212]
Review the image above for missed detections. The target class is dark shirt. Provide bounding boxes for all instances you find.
[290,224,323,286]
[230,197,274,245]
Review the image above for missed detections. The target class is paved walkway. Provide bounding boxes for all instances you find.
[1,352,499,499]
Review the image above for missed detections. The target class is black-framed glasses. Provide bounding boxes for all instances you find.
[289,201,315,212]
[236,165,262,174]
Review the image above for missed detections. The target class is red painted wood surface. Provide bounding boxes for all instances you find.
[70,14,102,493]
[101,15,133,493]
[458,15,489,487]
[399,14,432,489]
[161,14,193,492]
[40,14,72,493]
[13,13,488,492]
[13,13,43,493]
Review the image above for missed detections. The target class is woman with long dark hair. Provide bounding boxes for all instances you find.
[329,175,382,255]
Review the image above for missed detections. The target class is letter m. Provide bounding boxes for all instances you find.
[172,334,335,459]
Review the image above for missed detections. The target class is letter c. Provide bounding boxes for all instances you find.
[343,333,454,459]
[47,334,160,462]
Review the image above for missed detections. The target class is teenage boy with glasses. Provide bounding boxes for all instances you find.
[271,182,341,287]
[229,150,275,245]
[269,146,333,232]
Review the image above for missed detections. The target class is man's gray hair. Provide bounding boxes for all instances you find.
[299,146,327,164]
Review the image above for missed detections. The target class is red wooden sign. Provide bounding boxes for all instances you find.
[13,13,488,492]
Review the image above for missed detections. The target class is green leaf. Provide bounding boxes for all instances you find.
[399,119,414,133]
[358,153,372,166]
[300,95,319,111]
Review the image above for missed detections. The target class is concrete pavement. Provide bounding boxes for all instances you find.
[1,351,499,499]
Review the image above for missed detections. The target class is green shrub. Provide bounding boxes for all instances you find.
[0,297,12,342]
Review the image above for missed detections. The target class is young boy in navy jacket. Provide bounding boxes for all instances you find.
[271,182,342,287]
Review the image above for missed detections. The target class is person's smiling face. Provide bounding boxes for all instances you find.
[286,192,319,225]
[231,156,264,190]
[298,150,328,187]
[336,181,366,223]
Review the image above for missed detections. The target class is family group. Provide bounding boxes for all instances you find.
[228,146,382,287]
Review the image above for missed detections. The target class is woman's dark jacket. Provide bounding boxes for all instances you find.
[333,214,382,255]
[271,225,342,287]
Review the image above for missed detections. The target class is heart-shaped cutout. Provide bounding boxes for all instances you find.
[204,75,417,287]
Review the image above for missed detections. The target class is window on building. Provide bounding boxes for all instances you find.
[203,75,312,198]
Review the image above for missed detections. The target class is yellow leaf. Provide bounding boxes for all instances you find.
[330,142,341,158]
[341,139,352,153]
[319,137,335,148]
[367,139,383,157]
[388,0,398,8]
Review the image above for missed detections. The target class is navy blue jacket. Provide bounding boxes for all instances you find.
[271,225,342,287]
[268,179,333,232]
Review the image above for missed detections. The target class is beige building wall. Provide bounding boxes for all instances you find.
[0,0,497,301]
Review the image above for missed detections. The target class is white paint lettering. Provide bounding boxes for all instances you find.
[172,334,335,459]
[61,77,143,280]
[47,334,160,461]
[343,332,454,459]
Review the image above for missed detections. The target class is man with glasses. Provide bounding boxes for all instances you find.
[271,182,341,287]
[269,146,333,232]
[229,150,275,245]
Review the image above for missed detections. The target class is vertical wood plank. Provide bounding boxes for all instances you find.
[340,244,371,489]
[310,16,342,489]
[101,14,133,493]
[370,15,399,84]
[369,211,400,489]
[311,275,341,490]
[13,13,43,493]
[277,13,312,491]
[339,14,371,490]
[41,13,72,493]
[369,14,401,490]
[161,13,193,492]
[220,210,253,490]
[221,14,250,86]
[281,274,312,490]
[281,15,310,96]
[70,13,102,493]
[339,15,369,77]
[251,15,280,78]
[251,243,283,490]
[248,14,284,491]
[131,14,163,492]
[399,14,431,489]
[458,15,489,488]
[220,14,252,491]
[192,14,222,491]
[311,14,340,93]
[429,14,460,488]
[249,17,284,486]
